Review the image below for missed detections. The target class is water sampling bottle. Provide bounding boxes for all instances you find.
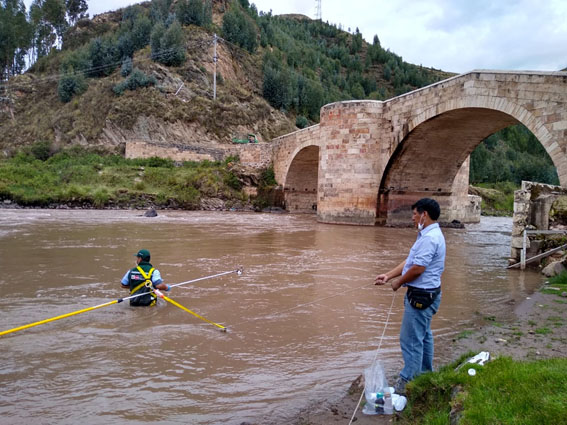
[383,388,393,414]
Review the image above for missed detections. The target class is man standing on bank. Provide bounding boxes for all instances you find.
[374,198,446,395]
[121,249,171,306]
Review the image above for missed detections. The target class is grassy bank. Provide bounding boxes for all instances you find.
[470,182,517,216]
[0,144,269,210]
[397,355,567,425]
[396,280,567,425]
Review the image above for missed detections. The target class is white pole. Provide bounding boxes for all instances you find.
[213,33,218,100]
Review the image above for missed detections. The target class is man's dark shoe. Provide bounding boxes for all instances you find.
[394,377,408,395]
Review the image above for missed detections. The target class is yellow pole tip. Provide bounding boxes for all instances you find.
[220,327,228,333]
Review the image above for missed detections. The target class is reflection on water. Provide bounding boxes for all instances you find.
[0,211,543,424]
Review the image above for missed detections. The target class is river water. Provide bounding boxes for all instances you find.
[0,210,544,425]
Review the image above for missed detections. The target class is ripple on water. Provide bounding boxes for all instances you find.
[0,212,545,424]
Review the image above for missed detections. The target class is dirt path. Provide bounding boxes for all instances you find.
[289,290,567,425]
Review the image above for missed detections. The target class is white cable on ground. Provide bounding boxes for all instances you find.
[347,290,397,425]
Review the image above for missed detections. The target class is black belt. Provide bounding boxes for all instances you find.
[407,286,441,294]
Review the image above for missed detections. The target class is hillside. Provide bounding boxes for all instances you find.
[0,0,452,155]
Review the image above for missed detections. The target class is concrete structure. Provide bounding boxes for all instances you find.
[511,181,567,263]
[272,70,567,225]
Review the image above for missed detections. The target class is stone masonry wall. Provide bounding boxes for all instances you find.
[273,70,567,226]
[125,140,273,168]
[316,101,387,224]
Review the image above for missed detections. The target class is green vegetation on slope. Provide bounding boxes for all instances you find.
[1,0,452,151]
[469,124,559,215]
[471,124,559,186]
[256,14,450,122]
[0,144,257,209]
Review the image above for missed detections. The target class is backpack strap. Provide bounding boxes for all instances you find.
[130,267,156,295]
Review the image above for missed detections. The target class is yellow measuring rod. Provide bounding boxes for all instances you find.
[0,268,241,337]
[161,294,226,331]
[0,300,119,337]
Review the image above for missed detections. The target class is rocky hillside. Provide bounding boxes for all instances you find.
[0,0,452,156]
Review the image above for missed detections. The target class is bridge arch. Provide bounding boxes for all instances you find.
[282,144,320,213]
[379,95,564,224]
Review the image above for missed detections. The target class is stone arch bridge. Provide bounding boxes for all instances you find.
[271,70,567,225]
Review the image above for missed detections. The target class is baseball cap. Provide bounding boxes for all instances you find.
[135,249,151,260]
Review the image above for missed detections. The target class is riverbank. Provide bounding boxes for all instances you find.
[291,283,567,425]
[0,147,279,212]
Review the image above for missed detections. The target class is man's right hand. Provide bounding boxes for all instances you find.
[374,274,389,285]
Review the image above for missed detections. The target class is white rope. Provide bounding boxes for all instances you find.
[347,290,397,425]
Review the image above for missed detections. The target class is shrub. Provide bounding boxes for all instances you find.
[224,171,242,190]
[259,167,276,187]
[87,36,120,78]
[150,20,186,66]
[113,68,157,95]
[121,57,133,76]
[58,72,88,103]
[29,141,53,161]
[296,115,309,129]
[222,3,258,53]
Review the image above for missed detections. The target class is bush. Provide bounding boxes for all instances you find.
[113,68,157,95]
[222,4,258,53]
[259,167,276,187]
[224,171,242,190]
[177,0,204,26]
[58,72,88,103]
[150,20,186,66]
[87,37,120,78]
[121,56,133,76]
[29,141,53,161]
[296,115,309,129]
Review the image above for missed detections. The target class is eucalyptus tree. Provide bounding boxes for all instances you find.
[65,0,87,26]
[0,0,32,79]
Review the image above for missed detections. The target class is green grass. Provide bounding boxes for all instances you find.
[0,146,250,209]
[397,355,567,424]
[471,182,516,216]
[545,273,567,291]
[455,330,475,340]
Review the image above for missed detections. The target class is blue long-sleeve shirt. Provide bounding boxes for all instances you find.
[402,223,446,290]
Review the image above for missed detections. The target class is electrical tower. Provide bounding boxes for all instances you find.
[315,0,322,21]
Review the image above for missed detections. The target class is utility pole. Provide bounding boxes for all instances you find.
[315,0,322,21]
[213,33,218,100]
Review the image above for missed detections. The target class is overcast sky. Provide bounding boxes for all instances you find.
[38,0,567,73]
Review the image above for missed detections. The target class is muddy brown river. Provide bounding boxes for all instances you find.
[0,210,544,424]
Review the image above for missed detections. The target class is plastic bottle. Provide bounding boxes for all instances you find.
[383,388,393,414]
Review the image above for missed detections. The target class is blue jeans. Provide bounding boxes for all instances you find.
[399,292,441,382]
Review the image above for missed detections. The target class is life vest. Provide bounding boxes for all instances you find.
[128,263,156,306]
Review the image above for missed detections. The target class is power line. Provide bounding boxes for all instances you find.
[0,41,211,91]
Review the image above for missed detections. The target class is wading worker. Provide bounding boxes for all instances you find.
[374,198,446,394]
[121,249,170,306]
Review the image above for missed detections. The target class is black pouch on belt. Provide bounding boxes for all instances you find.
[406,286,440,310]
